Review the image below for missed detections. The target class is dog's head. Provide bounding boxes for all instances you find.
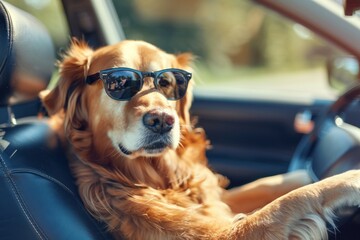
[42,40,195,163]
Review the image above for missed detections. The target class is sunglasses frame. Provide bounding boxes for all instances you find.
[85,67,192,101]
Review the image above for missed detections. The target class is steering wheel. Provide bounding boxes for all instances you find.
[288,84,360,180]
[288,84,360,231]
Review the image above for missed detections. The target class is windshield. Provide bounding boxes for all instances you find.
[112,0,359,101]
[6,0,360,101]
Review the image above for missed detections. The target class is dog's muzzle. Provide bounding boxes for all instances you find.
[118,109,177,156]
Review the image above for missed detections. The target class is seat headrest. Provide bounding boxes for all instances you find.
[0,1,55,106]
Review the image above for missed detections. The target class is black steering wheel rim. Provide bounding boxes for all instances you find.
[288,84,360,178]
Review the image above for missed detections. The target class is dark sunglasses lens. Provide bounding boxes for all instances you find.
[105,71,141,100]
[156,71,189,100]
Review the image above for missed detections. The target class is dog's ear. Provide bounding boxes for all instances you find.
[41,39,93,116]
[41,39,97,160]
[176,53,194,128]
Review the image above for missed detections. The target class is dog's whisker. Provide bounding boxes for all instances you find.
[102,143,121,158]
[177,141,184,149]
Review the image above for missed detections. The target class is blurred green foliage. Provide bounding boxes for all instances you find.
[6,0,343,73]
[5,0,352,93]
[113,0,340,73]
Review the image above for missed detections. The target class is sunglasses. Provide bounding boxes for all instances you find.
[85,67,192,101]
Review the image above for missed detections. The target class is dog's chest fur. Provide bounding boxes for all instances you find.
[69,145,233,231]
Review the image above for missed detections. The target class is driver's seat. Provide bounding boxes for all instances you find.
[0,2,112,239]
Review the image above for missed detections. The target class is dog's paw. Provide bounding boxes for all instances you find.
[298,170,360,239]
[289,213,328,240]
[262,170,360,240]
[318,170,360,209]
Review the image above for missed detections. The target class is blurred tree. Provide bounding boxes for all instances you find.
[113,0,204,56]
[113,0,335,73]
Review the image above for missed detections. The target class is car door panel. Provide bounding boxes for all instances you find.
[191,95,331,187]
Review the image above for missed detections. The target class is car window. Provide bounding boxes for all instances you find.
[112,0,358,102]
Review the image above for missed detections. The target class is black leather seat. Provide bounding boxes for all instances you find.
[0,2,113,239]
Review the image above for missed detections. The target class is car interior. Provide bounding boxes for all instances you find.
[1,0,360,239]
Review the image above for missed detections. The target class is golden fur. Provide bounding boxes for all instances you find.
[42,39,360,240]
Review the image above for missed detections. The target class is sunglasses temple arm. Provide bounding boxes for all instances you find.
[85,73,100,84]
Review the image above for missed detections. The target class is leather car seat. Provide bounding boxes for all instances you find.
[0,1,113,239]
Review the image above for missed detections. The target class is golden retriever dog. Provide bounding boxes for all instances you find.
[42,39,360,240]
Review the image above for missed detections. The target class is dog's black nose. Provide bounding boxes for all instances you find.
[143,110,174,134]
